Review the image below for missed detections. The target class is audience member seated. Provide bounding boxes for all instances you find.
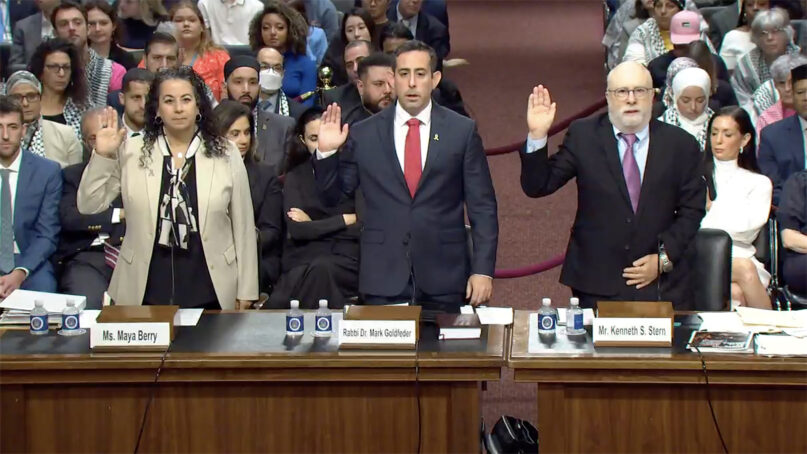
[754,53,807,136]
[321,8,376,87]
[287,0,328,66]
[778,170,807,294]
[322,40,371,116]
[731,7,800,107]
[85,0,137,71]
[119,68,153,139]
[2,0,37,38]
[300,0,340,45]
[77,67,258,309]
[256,46,307,119]
[759,63,807,204]
[361,0,391,41]
[111,32,180,114]
[169,1,230,101]
[701,107,773,309]
[624,0,714,66]
[116,0,168,49]
[720,0,769,72]
[688,40,738,110]
[56,108,125,309]
[7,70,81,168]
[249,2,317,105]
[603,0,654,70]
[52,1,125,107]
[214,100,283,293]
[380,20,411,54]
[198,0,264,46]
[223,55,296,174]
[266,107,360,309]
[9,0,58,74]
[343,52,395,125]
[386,0,449,66]
[0,96,62,296]
[659,67,714,150]
[29,38,93,140]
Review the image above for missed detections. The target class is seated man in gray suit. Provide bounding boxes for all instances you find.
[224,55,295,176]
[6,70,81,168]
[9,0,59,74]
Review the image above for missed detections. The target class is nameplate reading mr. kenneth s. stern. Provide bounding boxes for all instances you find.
[592,317,672,346]
[339,320,417,347]
[90,323,170,349]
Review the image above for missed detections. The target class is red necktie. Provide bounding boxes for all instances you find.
[404,118,422,198]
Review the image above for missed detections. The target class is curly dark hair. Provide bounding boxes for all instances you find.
[28,38,90,107]
[248,1,308,55]
[141,66,228,168]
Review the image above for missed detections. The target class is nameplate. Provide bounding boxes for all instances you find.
[90,322,171,350]
[592,317,672,347]
[338,320,417,349]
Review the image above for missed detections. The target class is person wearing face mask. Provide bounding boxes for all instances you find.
[214,100,283,294]
[342,52,395,126]
[659,67,714,150]
[701,107,773,309]
[224,55,296,176]
[521,62,705,309]
[256,47,307,119]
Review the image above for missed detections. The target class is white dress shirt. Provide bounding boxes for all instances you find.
[1,150,22,254]
[40,12,53,39]
[525,124,651,180]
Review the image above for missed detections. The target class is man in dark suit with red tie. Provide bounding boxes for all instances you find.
[520,62,705,309]
[314,40,497,312]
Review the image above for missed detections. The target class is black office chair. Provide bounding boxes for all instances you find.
[692,229,733,311]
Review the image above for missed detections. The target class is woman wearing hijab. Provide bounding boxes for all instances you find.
[77,66,258,309]
[659,66,714,150]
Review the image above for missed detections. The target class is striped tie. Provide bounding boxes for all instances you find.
[0,169,14,273]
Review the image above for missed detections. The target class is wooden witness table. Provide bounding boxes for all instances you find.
[509,310,807,453]
[0,311,507,453]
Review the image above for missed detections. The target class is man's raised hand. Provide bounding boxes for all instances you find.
[317,103,349,153]
[527,85,557,141]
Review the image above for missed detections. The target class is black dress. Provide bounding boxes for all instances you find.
[143,156,219,309]
[265,159,360,309]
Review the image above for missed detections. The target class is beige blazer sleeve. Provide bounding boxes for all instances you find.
[41,120,83,168]
[77,150,122,215]
[228,146,259,301]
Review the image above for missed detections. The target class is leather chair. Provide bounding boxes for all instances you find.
[224,45,256,59]
[693,229,733,311]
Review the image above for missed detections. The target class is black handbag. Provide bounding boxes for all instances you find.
[486,415,539,453]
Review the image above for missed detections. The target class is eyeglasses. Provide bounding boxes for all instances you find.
[760,27,785,38]
[606,87,655,100]
[45,63,71,74]
[260,64,284,73]
[8,93,41,104]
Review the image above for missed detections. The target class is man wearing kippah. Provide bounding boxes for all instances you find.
[759,63,807,205]
[5,70,81,168]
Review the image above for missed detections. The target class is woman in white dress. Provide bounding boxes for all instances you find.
[719,0,770,72]
[701,106,773,309]
[659,66,714,150]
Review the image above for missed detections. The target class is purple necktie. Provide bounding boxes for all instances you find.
[620,133,641,213]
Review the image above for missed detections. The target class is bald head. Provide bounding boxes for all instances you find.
[257,47,284,72]
[606,62,654,134]
[81,108,106,149]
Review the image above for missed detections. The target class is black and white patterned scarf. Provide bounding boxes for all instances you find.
[86,48,113,108]
[64,97,87,141]
[22,119,45,157]
[156,133,202,250]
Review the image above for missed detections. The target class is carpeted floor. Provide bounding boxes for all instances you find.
[443,0,607,426]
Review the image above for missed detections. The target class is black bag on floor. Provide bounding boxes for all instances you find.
[486,415,539,453]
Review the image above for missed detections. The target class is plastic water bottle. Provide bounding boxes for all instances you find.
[29,300,48,335]
[537,298,557,335]
[566,297,586,335]
[286,300,304,336]
[314,299,332,337]
[58,300,85,336]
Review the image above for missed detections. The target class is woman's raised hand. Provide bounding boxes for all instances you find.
[94,107,126,158]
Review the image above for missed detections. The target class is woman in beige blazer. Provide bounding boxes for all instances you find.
[77,67,258,309]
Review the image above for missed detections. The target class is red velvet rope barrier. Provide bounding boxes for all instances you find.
[488,97,607,278]
[484,98,607,156]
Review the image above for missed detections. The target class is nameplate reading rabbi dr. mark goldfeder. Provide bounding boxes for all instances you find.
[90,322,170,348]
[592,317,672,344]
[338,320,417,346]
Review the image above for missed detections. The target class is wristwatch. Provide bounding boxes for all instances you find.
[659,244,674,273]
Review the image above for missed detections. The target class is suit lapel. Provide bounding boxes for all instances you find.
[377,107,410,196]
[599,118,632,210]
[635,122,663,220]
[417,106,443,196]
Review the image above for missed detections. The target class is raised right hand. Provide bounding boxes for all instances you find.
[94,107,126,158]
[317,103,349,152]
[527,85,557,141]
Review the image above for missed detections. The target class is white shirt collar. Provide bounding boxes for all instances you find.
[612,123,650,142]
[123,117,143,137]
[798,116,807,132]
[1,149,22,173]
[397,5,418,25]
[395,101,432,128]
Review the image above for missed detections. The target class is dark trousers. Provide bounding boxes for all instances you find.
[59,250,112,309]
[363,279,464,314]
[266,254,359,310]
[783,254,807,295]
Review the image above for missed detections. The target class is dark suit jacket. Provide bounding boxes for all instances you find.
[314,104,498,297]
[519,114,705,306]
[323,83,363,121]
[14,151,62,285]
[283,159,360,272]
[759,115,807,205]
[56,162,125,265]
[255,109,296,176]
[244,159,283,291]
[9,12,43,73]
[386,8,450,64]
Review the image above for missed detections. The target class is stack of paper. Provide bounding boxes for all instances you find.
[697,311,779,333]
[0,290,87,325]
[460,306,514,325]
[756,335,807,356]
[735,307,807,329]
